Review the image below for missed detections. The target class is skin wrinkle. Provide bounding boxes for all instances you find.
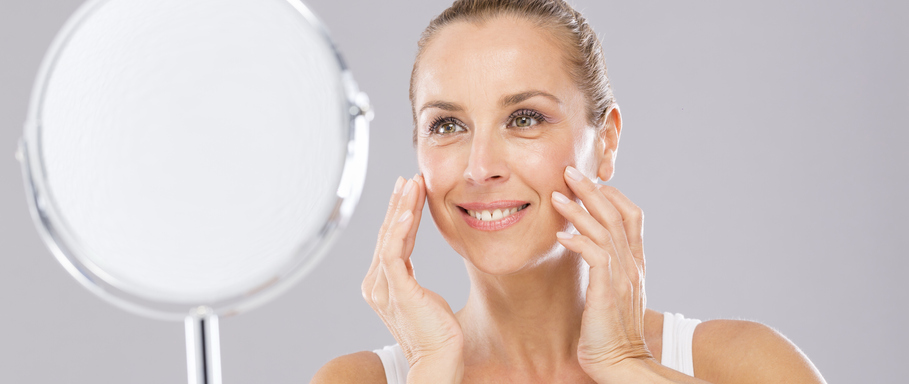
[418,90,562,117]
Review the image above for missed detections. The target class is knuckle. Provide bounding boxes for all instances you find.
[579,235,601,251]
[607,213,624,229]
[600,229,614,244]
[588,250,609,266]
[616,278,633,296]
[582,179,601,194]
[598,184,618,195]
[372,290,387,307]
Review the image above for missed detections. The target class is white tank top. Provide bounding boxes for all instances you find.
[373,312,700,383]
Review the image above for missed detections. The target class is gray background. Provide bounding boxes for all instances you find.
[1,0,906,382]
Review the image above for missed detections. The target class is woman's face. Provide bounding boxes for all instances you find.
[414,17,609,275]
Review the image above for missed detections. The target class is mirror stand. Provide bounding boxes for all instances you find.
[185,307,222,384]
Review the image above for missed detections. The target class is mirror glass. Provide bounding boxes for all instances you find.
[22,0,368,320]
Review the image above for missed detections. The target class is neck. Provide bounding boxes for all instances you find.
[456,251,588,370]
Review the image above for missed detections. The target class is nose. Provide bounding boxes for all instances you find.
[463,130,509,185]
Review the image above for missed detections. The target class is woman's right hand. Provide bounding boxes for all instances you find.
[361,175,464,383]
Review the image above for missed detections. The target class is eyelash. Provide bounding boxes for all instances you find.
[507,109,546,128]
[427,109,547,135]
[428,116,465,135]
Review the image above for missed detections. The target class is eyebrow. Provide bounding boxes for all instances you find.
[418,90,562,115]
[501,90,562,108]
[418,100,464,114]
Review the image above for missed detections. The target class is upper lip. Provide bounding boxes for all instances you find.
[457,200,530,211]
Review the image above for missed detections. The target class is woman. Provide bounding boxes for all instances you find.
[314,0,826,382]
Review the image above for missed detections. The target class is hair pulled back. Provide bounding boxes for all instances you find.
[410,0,616,142]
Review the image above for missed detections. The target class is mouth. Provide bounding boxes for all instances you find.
[460,204,530,221]
[456,201,531,231]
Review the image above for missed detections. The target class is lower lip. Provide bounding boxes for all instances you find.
[460,206,529,231]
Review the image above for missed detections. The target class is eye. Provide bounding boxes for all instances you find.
[512,116,537,128]
[508,109,546,129]
[429,117,466,135]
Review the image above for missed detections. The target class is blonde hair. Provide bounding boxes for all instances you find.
[410,0,616,143]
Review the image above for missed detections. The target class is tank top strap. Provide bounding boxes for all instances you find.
[373,344,408,384]
[660,312,701,376]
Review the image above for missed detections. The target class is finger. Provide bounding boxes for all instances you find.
[383,178,417,266]
[551,189,631,302]
[368,177,407,275]
[382,208,417,295]
[597,185,645,266]
[551,190,612,250]
[562,167,638,298]
[370,177,416,298]
[371,264,390,310]
[376,178,418,287]
[562,167,634,269]
[555,232,623,310]
[401,174,427,277]
[596,184,647,334]
[363,177,407,300]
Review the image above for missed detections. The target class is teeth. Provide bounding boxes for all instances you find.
[467,204,528,221]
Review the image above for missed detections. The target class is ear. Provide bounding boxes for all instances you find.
[596,105,622,182]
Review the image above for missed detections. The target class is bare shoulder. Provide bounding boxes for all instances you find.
[310,351,387,384]
[692,319,826,384]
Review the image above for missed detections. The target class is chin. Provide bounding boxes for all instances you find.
[456,239,569,276]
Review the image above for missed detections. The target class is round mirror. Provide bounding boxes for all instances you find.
[19,0,370,322]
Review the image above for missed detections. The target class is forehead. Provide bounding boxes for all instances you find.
[414,17,578,110]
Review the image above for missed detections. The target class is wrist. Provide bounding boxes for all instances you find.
[407,353,464,384]
[586,357,666,384]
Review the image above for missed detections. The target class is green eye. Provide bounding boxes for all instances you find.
[430,118,465,135]
[508,110,544,128]
[514,116,534,127]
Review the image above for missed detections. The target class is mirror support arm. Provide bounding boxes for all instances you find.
[185,307,222,384]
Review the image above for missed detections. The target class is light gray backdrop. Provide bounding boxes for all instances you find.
[1,0,906,382]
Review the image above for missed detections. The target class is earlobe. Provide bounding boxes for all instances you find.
[597,148,616,182]
[596,106,621,182]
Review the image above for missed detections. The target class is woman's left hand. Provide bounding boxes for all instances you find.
[551,165,652,382]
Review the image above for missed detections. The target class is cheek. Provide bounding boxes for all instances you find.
[572,128,600,176]
[516,135,579,189]
[417,145,461,209]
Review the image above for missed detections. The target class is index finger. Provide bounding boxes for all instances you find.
[562,166,633,268]
[596,184,644,264]
[367,176,407,275]
[400,174,427,275]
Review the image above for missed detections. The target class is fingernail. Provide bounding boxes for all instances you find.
[398,210,413,223]
[393,177,405,194]
[402,179,414,196]
[565,166,584,181]
[552,191,570,204]
[556,231,573,239]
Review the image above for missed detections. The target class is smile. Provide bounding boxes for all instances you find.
[457,201,530,231]
[465,204,529,221]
